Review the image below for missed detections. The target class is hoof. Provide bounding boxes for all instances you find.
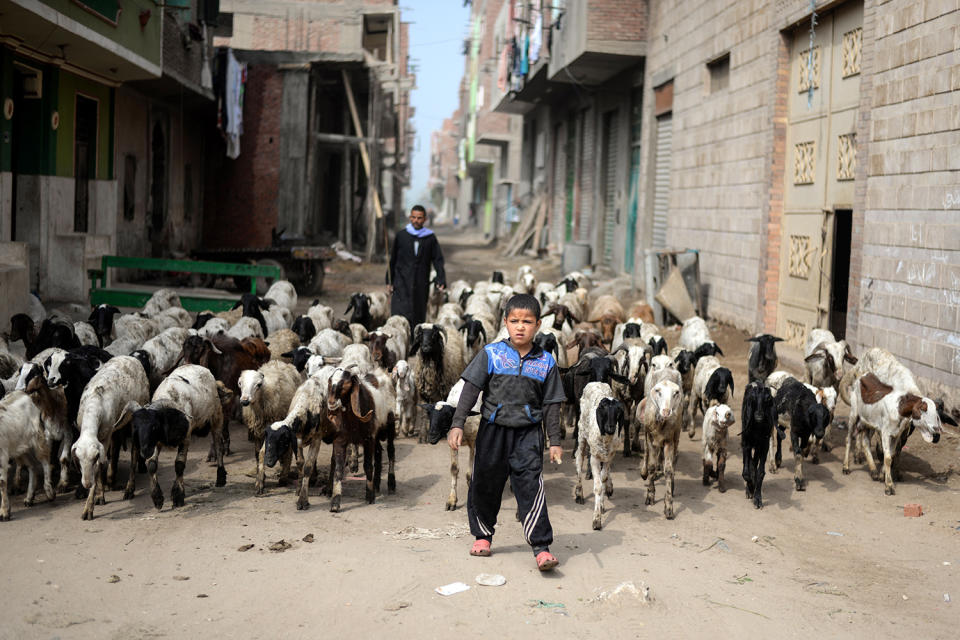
[388,475,396,493]
[123,488,135,500]
[81,509,93,520]
[605,485,613,498]
[811,454,820,465]
[821,442,832,453]
[592,516,603,530]
[254,484,264,496]
[296,498,310,511]
[644,493,654,506]
[365,489,375,504]
[0,512,9,521]
[664,508,675,520]
[445,501,457,511]
[795,479,806,492]
[702,475,711,486]
[884,486,895,496]
[718,485,727,493]
[206,453,216,463]
[277,477,289,487]
[216,467,227,487]
[753,498,763,509]
[870,471,882,482]
[56,484,71,495]
[171,487,185,508]
[330,497,341,512]
[688,430,696,439]
[75,486,89,500]
[151,488,164,510]
[575,495,585,505]
[23,498,34,508]
[95,495,106,506]
[842,467,851,475]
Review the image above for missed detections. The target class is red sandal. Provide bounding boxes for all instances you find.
[536,551,559,571]
[470,539,492,557]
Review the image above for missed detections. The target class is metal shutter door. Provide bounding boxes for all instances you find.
[551,124,566,250]
[602,112,618,266]
[652,113,672,249]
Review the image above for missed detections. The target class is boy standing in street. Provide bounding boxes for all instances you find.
[448,294,566,571]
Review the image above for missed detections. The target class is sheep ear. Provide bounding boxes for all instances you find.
[325,357,342,365]
[231,300,242,310]
[746,336,759,342]
[772,336,784,342]
[281,350,295,358]
[804,351,825,363]
[714,345,723,357]
[938,408,958,427]
[113,401,141,432]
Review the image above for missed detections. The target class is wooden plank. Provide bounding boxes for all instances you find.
[341,69,383,220]
[501,196,540,256]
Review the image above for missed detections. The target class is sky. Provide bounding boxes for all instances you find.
[403,0,471,209]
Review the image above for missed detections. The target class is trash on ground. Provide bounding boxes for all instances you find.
[435,582,470,596]
[730,574,753,585]
[237,544,255,552]
[476,573,506,587]
[700,537,730,552]
[107,575,120,583]
[173,575,190,581]
[904,503,923,517]
[944,594,951,603]
[384,524,470,540]
[269,539,293,552]
[751,535,759,542]
[826,531,844,537]
[196,594,208,598]
[384,600,412,611]
[805,582,847,597]
[591,581,652,604]
[302,533,315,543]
[528,599,566,609]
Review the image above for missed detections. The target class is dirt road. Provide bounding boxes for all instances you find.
[1,229,957,639]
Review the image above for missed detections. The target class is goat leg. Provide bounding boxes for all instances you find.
[663,438,676,519]
[171,444,188,507]
[255,440,266,496]
[590,455,604,530]
[146,447,164,510]
[330,441,345,511]
[716,449,726,493]
[881,432,896,496]
[573,439,586,504]
[446,448,459,511]
[297,439,320,511]
[793,436,806,491]
[386,427,396,494]
[842,416,856,475]
[363,438,375,504]
[123,439,139,501]
[81,464,100,520]
[742,446,755,499]
[0,452,9,520]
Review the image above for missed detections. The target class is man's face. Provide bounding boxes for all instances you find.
[409,210,426,230]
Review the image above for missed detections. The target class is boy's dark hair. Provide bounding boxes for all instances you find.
[411,204,426,214]
[503,293,541,320]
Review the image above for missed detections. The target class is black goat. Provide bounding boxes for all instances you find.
[534,332,560,362]
[747,334,784,383]
[741,381,779,509]
[9,315,81,359]
[562,347,628,442]
[192,312,216,330]
[621,322,643,340]
[458,317,487,350]
[557,277,578,293]
[232,293,269,337]
[649,335,668,356]
[291,315,317,343]
[345,293,372,329]
[87,304,122,347]
[692,341,723,365]
[774,378,831,491]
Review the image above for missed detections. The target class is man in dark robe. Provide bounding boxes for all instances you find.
[388,205,446,327]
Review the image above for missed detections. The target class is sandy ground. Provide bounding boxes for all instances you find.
[1,228,958,639]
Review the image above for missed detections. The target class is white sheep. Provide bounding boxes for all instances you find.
[411,323,465,404]
[687,355,734,437]
[131,327,191,387]
[340,343,375,374]
[392,360,418,439]
[306,302,334,331]
[0,391,53,520]
[638,379,684,519]
[142,288,181,316]
[73,321,100,347]
[153,306,193,331]
[71,355,151,520]
[238,361,303,495]
[701,404,735,492]
[227,316,266,341]
[574,382,625,530]
[515,264,537,294]
[309,328,352,358]
[262,304,293,335]
[610,344,648,456]
[679,316,712,352]
[381,315,411,358]
[129,365,231,510]
[198,317,231,338]
[266,328,301,361]
[264,280,298,313]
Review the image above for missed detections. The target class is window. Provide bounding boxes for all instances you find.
[708,53,730,93]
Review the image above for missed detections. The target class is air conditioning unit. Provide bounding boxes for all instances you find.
[15,64,42,99]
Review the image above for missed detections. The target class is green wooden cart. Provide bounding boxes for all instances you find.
[88,256,283,312]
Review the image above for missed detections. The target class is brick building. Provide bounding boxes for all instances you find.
[435,0,958,406]
[207,0,415,259]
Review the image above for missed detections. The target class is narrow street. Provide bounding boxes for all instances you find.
[1,233,956,639]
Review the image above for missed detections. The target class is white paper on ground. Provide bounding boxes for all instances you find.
[435,582,471,596]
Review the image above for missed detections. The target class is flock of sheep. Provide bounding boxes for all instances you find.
[0,265,954,531]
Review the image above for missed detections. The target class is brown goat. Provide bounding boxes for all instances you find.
[325,370,379,512]
[627,301,656,324]
[25,374,71,494]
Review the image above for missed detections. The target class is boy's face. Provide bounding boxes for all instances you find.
[505,308,540,347]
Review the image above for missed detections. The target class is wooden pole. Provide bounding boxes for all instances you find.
[341,69,383,220]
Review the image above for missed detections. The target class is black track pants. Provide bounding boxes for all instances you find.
[467,420,553,551]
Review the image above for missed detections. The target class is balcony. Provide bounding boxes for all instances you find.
[548,0,646,86]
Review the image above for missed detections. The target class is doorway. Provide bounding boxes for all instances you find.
[74,94,98,233]
[829,209,852,338]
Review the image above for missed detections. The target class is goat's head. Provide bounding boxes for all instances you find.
[597,313,619,344]
[366,332,391,365]
[192,312,215,330]
[649,354,675,374]
[491,270,505,284]
[596,397,625,437]
[622,322,643,340]
[704,367,735,403]
[332,318,352,338]
[534,332,559,359]
[742,381,778,435]
[129,349,153,381]
[747,334,783,358]
[132,406,190,463]
[71,434,106,490]
[284,346,315,373]
[411,324,445,360]
[650,380,682,420]
[15,361,44,391]
[693,341,723,364]
[458,319,487,348]
[43,351,69,386]
[899,394,942,444]
[87,305,121,344]
[546,304,578,329]
[238,370,265,407]
[712,403,736,431]
[806,402,832,442]
[263,421,294,467]
[345,293,371,326]
[423,402,457,445]
[291,315,317,343]
[8,313,36,343]
[557,277,578,293]
[673,349,696,375]
[648,335,668,356]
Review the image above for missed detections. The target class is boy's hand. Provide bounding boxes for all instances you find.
[549,445,563,464]
[448,427,463,451]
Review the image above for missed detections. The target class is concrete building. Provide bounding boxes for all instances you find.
[208,0,415,258]
[0,0,219,314]
[437,0,958,405]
